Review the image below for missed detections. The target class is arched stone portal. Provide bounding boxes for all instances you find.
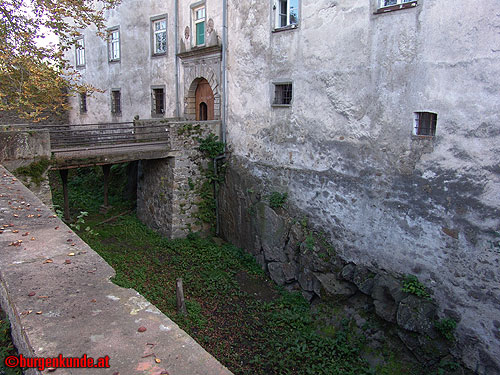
[186,75,220,120]
[195,78,214,121]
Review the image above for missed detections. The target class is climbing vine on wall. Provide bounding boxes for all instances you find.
[194,133,225,230]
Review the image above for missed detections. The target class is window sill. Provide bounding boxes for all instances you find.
[374,1,417,14]
[412,134,435,139]
[75,65,85,69]
[272,24,299,33]
[152,52,167,58]
[108,59,120,64]
[271,104,292,108]
[151,113,165,118]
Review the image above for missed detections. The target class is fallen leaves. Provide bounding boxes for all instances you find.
[137,326,147,333]
[22,232,29,236]
[68,252,75,256]
[28,292,36,297]
[12,230,19,233]
[64,259,71,264]
[43,259,53,264]
[9,240,22,247]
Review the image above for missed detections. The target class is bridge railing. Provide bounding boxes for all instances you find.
[16,121,171,152]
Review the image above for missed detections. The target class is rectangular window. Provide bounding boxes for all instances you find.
[380,0,413,7]
[153,18,167,55]
[414,112,437,136]
[108,28,120,62]
[152,88,165,115]
[111,90,121,114]
[79,93,87,114]
[376,0,417,13]
[194,5,206,46]
[75,38,85,67]
[272,83,293,106]
[275,0,299,29]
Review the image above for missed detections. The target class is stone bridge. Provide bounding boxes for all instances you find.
[0,119,221,238]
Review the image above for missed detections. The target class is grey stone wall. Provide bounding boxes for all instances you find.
[136,119,220,238]
[223,0,500,372]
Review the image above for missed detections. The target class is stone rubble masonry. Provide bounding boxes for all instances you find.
[0,165,233,375]
[136,119,221,238]
[219,155,500,375]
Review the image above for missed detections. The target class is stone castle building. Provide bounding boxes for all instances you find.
[67,0,500,372]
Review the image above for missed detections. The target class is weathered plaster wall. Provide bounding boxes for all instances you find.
[224,0,500,372]
[67,0,223,124]
[67,0,177,123]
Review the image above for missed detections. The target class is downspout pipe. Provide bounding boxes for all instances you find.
[214,0,228,237]
[174,0,180,119]
[221,0,228,145]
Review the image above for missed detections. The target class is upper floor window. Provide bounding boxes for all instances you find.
[111,89,121,115]
[413,112,437,136]
[108,27,120,62]
[75,38,85,67]
[274,0,299,30]
[152,17,167,55]
[193,5,206,46]
[376,0,417,13]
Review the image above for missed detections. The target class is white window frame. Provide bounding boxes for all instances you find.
[192,3,206,47]
[108,27,120,62]
[152,17,167,55]
[75,37,85,67]
[377,0,417,11]
[274,0,299,30]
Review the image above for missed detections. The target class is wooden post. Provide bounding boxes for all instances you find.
[176,278,187,315]
[59,169,70,222]
[102,164,111,208]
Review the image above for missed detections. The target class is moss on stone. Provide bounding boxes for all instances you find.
[14,157,51,186]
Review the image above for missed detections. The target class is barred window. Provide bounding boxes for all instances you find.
[273,83,293,106]
[79,93,87,114]
[152,88,165,115]
[111,90,121,114]
[414,112,437,136]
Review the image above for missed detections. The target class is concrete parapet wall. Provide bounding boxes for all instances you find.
[0,128,53,207]
[0,165,232,375]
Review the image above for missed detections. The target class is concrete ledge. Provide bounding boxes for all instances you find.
[0,165,233,375]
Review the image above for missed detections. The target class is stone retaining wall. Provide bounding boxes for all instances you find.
[136,120,221,238]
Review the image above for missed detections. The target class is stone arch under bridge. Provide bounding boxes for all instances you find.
[184,67,221,121]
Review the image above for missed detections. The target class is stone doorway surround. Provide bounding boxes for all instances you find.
[178,45,222,121]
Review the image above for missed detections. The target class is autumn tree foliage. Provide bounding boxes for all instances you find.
[0,0,120,121]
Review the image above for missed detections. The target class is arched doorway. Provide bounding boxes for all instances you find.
[195,78,214,121]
